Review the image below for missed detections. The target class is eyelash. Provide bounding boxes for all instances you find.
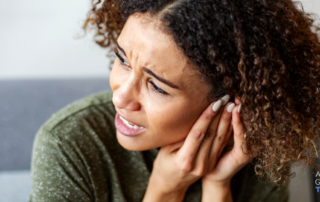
[148,80,169,96]
[114,51,129,66]
[114,50,169,96]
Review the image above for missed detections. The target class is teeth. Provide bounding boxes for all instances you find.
[119,115,145,129]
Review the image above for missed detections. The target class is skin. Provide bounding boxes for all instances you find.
[110,13,211,151]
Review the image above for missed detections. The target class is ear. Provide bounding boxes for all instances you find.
[235,96,242,105]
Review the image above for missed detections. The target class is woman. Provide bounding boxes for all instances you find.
[30,0,320,201]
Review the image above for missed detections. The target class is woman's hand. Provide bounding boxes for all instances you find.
[143,95,233,202]
[203,97,251,183]
[201,97,253,202]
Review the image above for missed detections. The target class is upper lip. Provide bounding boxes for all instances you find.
[115,108,144,127]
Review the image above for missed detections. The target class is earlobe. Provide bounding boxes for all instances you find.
[234,96,242,105]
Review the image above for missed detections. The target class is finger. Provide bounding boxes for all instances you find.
[177,99,223,167]
[222,120,234,151]
[208,102,235,168]
[219,122,234,156]
[193,95,230,173]
[224,126,234,150]
[232,104,251,162]
[232,104,246,152]
[216,103,235,144]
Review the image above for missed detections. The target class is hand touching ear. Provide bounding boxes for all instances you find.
[202,101,251,186]
[142,96,252,202]
[143,95,233,202]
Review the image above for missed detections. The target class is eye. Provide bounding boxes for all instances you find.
[113,50,168,96]
[114,51,130,66]
[148,80,169,96]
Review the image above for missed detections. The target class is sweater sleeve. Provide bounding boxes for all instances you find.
[29,127,95,202]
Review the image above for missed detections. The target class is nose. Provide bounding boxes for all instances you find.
[112,79,141,112]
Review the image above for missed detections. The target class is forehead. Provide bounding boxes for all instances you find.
[118,13,203,89]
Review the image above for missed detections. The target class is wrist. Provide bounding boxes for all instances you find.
[143,189,186,202]
[202,178,231,189]
[143,173,187,202]
[202,179,232,202]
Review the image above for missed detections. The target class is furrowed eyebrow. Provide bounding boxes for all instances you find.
[116,41,179,89]
[142,67,179,89]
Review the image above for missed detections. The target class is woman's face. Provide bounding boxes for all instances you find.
[110,13,211,151]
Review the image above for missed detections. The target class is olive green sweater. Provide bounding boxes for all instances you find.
[29,90,288,202]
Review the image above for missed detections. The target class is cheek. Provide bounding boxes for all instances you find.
[145,99,204,142]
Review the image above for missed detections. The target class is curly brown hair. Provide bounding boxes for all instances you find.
[83,0,320,185]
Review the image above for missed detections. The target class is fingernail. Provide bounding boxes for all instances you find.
[238,104,241,113]
[221,94,230,105]
[212,100,222,112]
[227,103,235,113]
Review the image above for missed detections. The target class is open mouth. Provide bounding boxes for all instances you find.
[119,115,145,130]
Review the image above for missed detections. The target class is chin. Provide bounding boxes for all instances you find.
[116,130,157,151]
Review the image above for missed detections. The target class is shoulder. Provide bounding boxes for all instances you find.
[32,89,119,159]
[32,90,120,175]
[30,90,118,201]
[33,90,120,161]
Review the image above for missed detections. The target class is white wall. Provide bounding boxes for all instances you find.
[0,0,319,79]
[0,0,110,79]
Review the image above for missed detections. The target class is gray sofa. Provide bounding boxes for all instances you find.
[0,79,110,202]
